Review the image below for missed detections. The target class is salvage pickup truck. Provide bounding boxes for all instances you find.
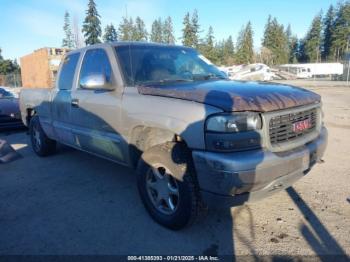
[20,42,327,229]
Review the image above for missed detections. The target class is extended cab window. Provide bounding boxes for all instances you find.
[58,53,80,90]
[79,49,112,85]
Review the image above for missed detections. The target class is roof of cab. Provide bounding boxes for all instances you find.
[67,41,194,55]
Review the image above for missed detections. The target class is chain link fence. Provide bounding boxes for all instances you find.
[0,74,22,87]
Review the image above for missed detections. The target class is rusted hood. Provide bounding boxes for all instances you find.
[137,80,321,112]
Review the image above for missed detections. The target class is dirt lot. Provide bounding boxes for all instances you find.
[0,81,349,258]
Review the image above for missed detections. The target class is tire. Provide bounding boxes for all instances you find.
[137,142,202,230]
[29,115,56,156]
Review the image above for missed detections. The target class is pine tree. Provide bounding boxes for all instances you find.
[82,0,102,45]
[0,48,3,61]
[200,26,217,63]
[223,36,235,65]
[262,15,273,48]
[163,17,175,44]
[133,17,148,41]
[289,36,299,63]
[182,12,192,47]
[331,2,350,61]
[235,22,254,64]
[118,17,134,41]
[62,11,74,48]
[12,59,20,74]
[285,24,299,63]
[150,18,163,43]
[298,39,308,62]
[262,16,289,64]
[214,40,225,65]
[103,24,118,42]
[191,9,200,48]
[304,12,323,62]
[322,5,335,60]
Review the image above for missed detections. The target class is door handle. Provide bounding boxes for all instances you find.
[71,99,79,108]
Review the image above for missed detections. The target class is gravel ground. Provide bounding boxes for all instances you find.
[0,82,349,259]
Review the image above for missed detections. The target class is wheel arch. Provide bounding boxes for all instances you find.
[128,126,190,168]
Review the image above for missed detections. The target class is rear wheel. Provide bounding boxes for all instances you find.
[29,115,56,156]
[137,142,202,230]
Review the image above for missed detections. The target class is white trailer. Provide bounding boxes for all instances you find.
[279,63,344,78]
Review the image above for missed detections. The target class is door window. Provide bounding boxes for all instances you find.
[58,53,80,90]
[79,49,112,84]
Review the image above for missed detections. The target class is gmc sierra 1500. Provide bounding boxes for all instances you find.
[20,42,327,229]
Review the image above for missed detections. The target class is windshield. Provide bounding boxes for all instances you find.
[115,45,227,86]
[0,88,14,99]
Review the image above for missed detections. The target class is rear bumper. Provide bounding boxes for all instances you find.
[192,127,328,207]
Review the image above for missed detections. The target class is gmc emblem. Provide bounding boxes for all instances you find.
[292,119,311,132]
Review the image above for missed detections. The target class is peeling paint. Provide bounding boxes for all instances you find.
[138,80,321,112]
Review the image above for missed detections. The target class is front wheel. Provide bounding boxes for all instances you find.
[137,142,202,230]
[29,115,56,156]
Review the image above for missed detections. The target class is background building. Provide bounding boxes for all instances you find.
[20,47,69,88]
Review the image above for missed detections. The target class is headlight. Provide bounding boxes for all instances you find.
[205,112,262,152]
[206,112,262,133]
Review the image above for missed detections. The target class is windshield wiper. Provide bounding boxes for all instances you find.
[193,73,227,81]
[159,78,193,83]
[136,78,193,86]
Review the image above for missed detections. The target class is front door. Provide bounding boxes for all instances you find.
[70,48,126,164]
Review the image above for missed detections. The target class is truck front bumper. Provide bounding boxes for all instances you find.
[192,127,328,207]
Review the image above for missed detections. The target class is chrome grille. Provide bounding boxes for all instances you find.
[269,108,318,145]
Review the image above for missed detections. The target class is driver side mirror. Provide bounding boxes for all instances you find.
[79,74,114,91]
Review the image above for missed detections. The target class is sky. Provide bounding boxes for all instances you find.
[0,0,340,61]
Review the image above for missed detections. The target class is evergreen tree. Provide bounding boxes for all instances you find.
[262,15,273,48]
[62,11,74,48]
[223,36,235,65]
[118,17,134,41]
[13,59,20,74]
[150,18,163,43]
[331,2,350,61]
[286,24,292,44]
[103,24,118,42]
[191,9,200,48]
[262,16,289,64]
[0,48,20,75]
[182,12,192,47]
[298,39,308,62]
[322,5,335,60]
[0,60,20,75]
[163,17,175,44]
[214,40,225,65]
[200,26,217,63]
[304,12,323,62]
[285,24,299,63]
[82,0,102,45]
[235,22,254,64]
[289,36,299,63]
[134,17,148,41]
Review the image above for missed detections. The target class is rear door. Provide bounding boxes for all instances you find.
[51,52,80,145]
[70,47,127,164]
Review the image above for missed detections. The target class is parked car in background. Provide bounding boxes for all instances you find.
[20,42,327,229]
[0,87,24,130]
